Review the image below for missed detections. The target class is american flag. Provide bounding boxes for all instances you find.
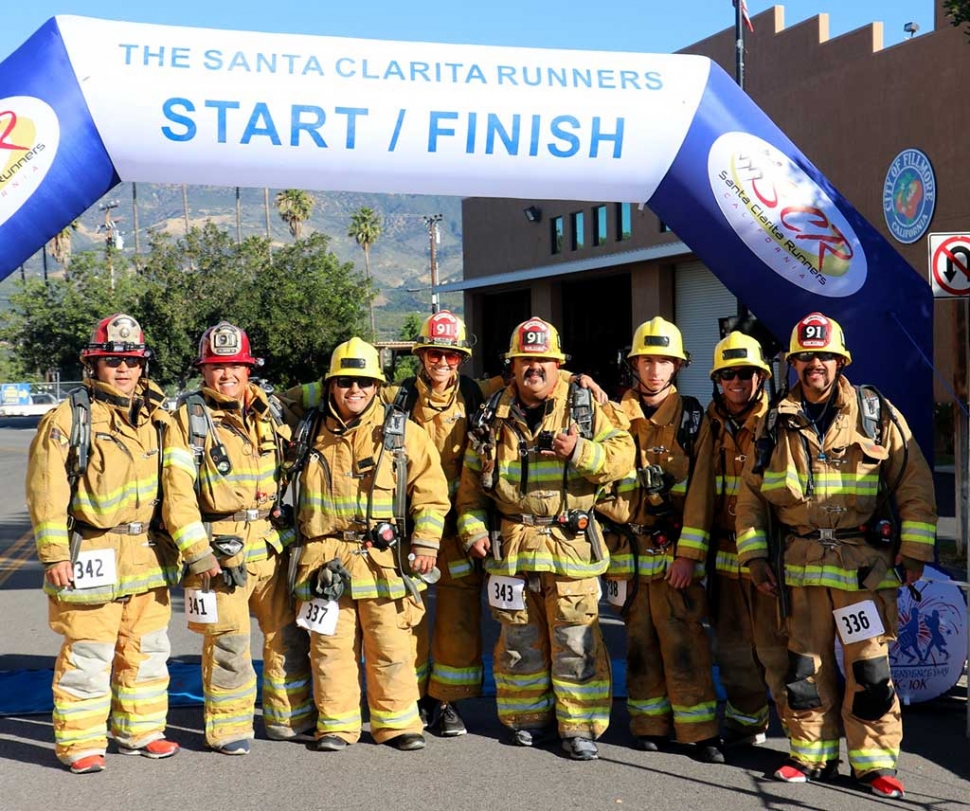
[734,0,754,32]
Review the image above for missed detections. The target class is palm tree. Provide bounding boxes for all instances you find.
[348,207,382,335]
[275,189,315,239]
[48,219,79,268]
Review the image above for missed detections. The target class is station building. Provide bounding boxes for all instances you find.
[446,0,968,445]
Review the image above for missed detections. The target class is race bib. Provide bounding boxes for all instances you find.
[72,549,117,590]
[833,600,885,644]
[488,575,526,611]
[297,598,340,636]
[184,588,219,624]
[603,578,627,608]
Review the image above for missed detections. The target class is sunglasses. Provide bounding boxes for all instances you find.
[717,367,758,382]
[102,356,144,368]
[334,376,378,389]
[425,349,463,365]
[790,351,839,363]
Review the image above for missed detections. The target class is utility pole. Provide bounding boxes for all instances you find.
[98,200,121,291]
[132,183,140,257]
[423,214,443,314]
[236,187,242,244]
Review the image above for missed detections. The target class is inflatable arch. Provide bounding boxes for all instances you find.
[0,16,933,447]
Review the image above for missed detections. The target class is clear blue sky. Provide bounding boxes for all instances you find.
[0,1,937,64]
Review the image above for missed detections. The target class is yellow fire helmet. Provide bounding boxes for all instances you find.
[325,336,386,382]
[787,312,852,365]
[710,331,772,379]
[505,317,568,362]
[628,317,690,363]
[413,310,475,356]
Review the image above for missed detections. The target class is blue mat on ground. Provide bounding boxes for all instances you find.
[0,658,726,717]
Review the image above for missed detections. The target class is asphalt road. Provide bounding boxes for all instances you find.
[1,418,968,811]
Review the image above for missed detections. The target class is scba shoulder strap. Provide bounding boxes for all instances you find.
[393,374,485,420]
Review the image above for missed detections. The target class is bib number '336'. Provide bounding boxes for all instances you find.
[833,600,885,645]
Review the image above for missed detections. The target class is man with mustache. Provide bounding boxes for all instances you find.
[599,317,723,764]
[456,317,634,761]
[163,321,315,756]
[705,332,788,748]
[735,312,936,800]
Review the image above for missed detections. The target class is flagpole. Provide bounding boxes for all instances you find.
[734,0,748,323]
[735,0,745,90]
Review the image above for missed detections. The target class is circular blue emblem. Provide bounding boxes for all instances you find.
[883,148,936,244]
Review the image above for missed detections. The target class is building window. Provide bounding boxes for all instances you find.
[551,216,564,255]
[593,205,607,246]
[615,202,632,241]
[570,211,585,250]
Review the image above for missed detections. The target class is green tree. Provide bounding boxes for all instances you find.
[2,222,373,390]
[392,312,423,382]
[275,189,316,240]
[136,223,258,386]
[945,0,970,31]
[246,233,371,386]
[347,207,382,336]
[0,252,140,380]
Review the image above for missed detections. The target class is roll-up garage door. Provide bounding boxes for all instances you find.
[674,261,737,405]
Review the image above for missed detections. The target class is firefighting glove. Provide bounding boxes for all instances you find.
[746,558,776,590]
[222,565,248,591]
[313,559,352,601]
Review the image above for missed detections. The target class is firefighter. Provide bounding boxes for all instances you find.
[26,314,180,774]
[289,337,450,752]
[599,317,724,764]
[705,332,788,746]
[396,311,486,736]
[162,322,315,755]
[735,312,936,800]
[456,317,634,761]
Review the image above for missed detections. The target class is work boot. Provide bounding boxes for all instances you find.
[69,755,105,775]
[434,702,467,737]
[316,735,348,752]
[562,737,599,761]
[811,760,840,782]
[693,737,726,764]
[417,696,437,729]
[118,738,180,759]
[858,773,905,799]
[722,728,767,747]
[390,733,426,751]
[635,735,669,752]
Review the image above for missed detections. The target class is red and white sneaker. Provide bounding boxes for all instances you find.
[118,738,180,759]
[774,760,810,783]
[69,755,105,774]
[863,774,905,799]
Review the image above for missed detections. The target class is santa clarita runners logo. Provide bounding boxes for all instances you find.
[708,132,867,298]
[0,96,60,228]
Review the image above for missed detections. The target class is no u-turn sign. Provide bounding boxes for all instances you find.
[929,233,970,297]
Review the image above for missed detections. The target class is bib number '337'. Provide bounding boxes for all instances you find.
[297,598,340,636]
